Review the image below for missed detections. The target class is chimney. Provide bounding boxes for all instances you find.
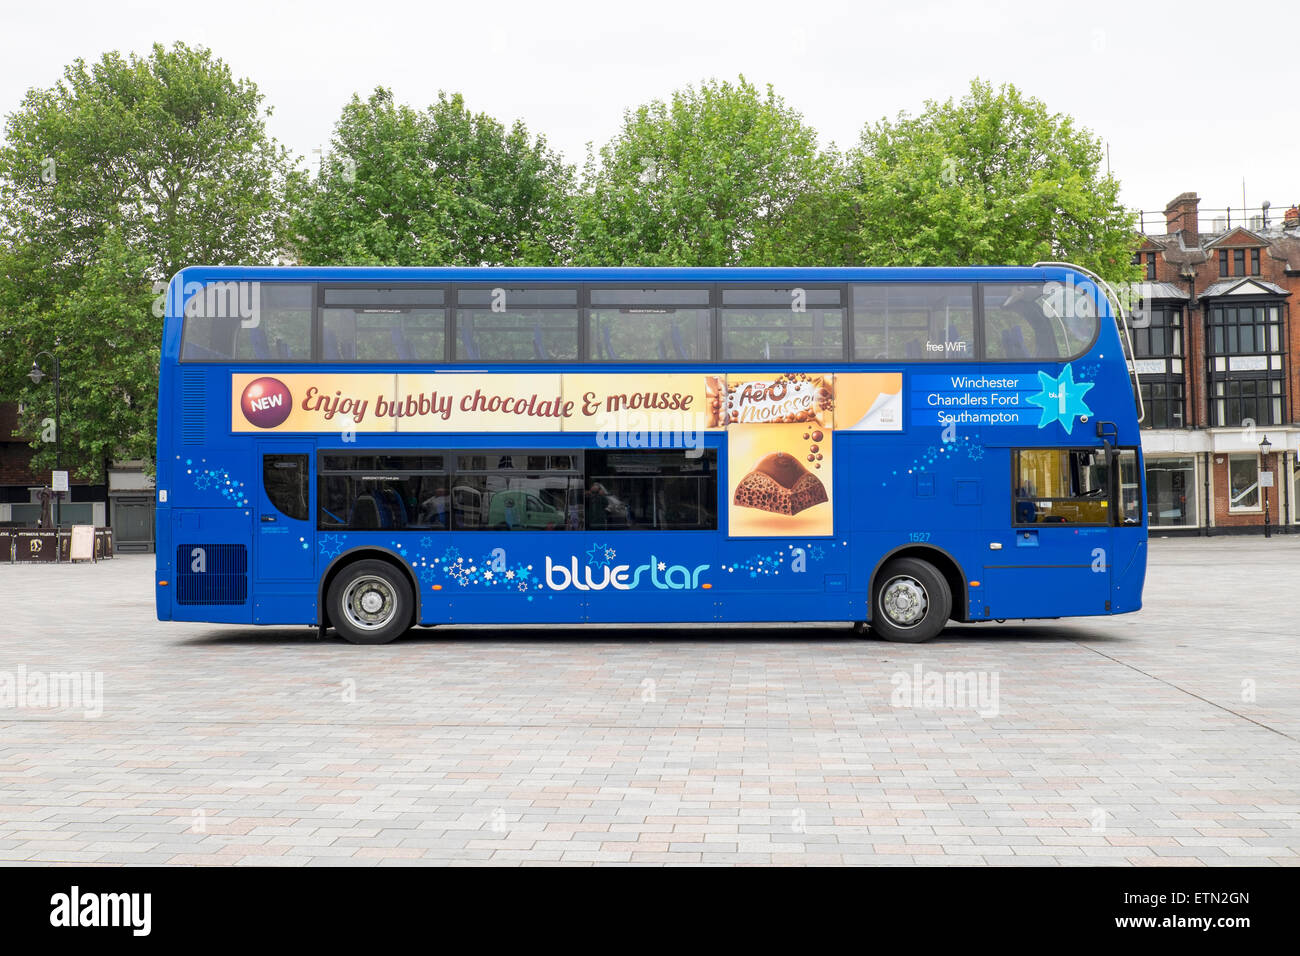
[1164,192,1200,237]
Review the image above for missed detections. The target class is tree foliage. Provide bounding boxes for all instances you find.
[574,77,843,266]
[0,42,296,478]
[291,89,575,266]
[846,79,1139,286]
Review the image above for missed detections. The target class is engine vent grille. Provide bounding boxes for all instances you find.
[176,543,248,605]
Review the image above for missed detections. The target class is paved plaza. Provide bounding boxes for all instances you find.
[1,537,1298,866]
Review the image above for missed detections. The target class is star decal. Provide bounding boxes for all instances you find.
[1025,363,1094,434]
[587,542,613,567]
[319,534,346,559]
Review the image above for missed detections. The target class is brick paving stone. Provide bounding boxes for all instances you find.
[1,538,1298,866]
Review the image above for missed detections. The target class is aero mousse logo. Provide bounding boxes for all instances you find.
[240,377,293,429]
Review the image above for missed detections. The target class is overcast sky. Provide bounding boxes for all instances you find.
[4,0,1297,226]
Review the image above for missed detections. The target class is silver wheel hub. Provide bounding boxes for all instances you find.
[342,575,397,631]
[880,575,928,628]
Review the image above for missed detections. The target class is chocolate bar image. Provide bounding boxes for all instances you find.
[733,451,828,516]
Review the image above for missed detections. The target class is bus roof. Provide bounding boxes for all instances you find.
[172,264,1093,286]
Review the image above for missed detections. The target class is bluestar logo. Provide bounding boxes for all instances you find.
[545,555,709,591]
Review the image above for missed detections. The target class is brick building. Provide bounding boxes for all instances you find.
[1133,191,1300,534]
[0,401,111,527]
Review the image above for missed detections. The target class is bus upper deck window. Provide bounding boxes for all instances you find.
[719,287,844,362]
[852,284,975,361]
[455,288,579,362]
[982,282,1097,361]
[182,282,313,362]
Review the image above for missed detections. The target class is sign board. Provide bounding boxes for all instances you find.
[70,524,95,561]
[15,530,57,562]
[51,470,69,492]
[1228,356,1269,372]
[1260,471,1274,488]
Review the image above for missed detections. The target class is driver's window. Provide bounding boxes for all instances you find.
[1012,448,1112,525]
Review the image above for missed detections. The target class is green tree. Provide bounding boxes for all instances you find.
[574,77,845,266]
[291,89,574,266]
[847,79,1139,285]
[0,41,297,478]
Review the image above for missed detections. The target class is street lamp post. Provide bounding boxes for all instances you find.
[29,351,61,531]
[1259,434,1272,539]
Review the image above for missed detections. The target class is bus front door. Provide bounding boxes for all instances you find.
[254,443,317,623]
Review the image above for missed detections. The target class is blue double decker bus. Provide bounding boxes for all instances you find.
[155,265,1147,644]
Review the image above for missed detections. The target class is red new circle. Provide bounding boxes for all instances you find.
[240,377,292,428]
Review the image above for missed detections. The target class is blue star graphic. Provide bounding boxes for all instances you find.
[420,536,433,548]
[319,534,346,559]
[441,545,461,564]
[1025,364,1094,434]
[586,542,612,567]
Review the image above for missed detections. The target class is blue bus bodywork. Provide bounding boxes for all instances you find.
[155,266,1147,642]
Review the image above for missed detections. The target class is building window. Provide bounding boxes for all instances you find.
[1233,249,1246,276]
[1228,455,1260,512]
[1213,378,1283,428]
[1205,302,1286,427]
[1219,250,1229,277]
[1139,380,1185,428]
[1251,248,1261,275]
[1146,456,1197,527]
[1130,307,1182,358]
[1133,251,1156,279]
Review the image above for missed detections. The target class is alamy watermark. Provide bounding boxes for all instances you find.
[153,279,261,328]
[890,664,1000,717]
[0,665,104,719]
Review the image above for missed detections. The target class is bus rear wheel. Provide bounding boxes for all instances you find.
[870,558,951,644]
[327,560,413,645]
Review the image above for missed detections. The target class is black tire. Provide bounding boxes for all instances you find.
[869,557,952,644]
[327,559,413,645]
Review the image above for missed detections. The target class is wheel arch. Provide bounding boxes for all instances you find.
[869,544,969,623]
[319,546,422,628]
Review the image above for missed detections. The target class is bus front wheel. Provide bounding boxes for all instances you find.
[327,560,413,645]
[869,558,952,644]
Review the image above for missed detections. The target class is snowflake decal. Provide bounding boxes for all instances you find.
[186,458,248,508]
